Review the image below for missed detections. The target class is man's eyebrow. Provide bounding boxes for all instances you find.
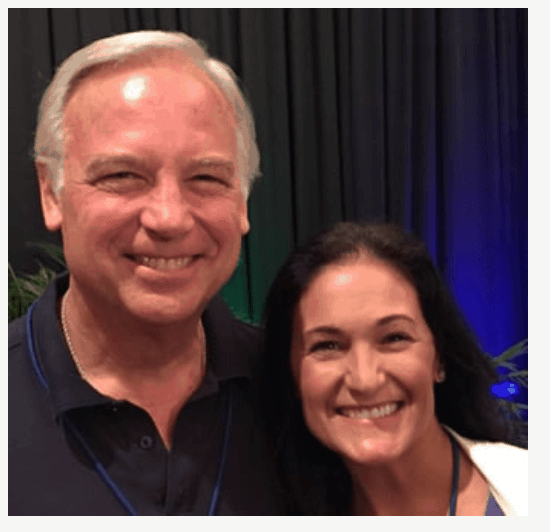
[185,157,235,174]
[85,155,236,179]
[85,155,143,174]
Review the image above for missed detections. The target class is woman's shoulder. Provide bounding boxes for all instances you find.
[445,426,527,515]
[465,438,527,483]
[448,427,527,462]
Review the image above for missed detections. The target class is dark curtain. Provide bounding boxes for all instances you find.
[9,9,527,369]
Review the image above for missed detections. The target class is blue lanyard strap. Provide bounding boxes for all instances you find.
[448,434,460,516]
[63,416,139,515]
[25,300,48,390]
[25,300,234,516]
[208,381,235,516]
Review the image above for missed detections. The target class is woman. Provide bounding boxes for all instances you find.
[259,222,527,515]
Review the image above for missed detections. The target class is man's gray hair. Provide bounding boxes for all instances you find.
[33,30,260,199]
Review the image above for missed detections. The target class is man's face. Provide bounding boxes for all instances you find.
[40,53,249,325]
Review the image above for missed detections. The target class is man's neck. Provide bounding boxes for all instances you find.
[60,285,208,449]
[61,284,206,375]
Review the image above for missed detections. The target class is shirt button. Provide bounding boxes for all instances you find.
[140,435,153,450]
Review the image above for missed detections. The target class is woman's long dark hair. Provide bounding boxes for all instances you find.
[257,222,515,515]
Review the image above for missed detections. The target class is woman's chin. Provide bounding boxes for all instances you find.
[341,440,406,468]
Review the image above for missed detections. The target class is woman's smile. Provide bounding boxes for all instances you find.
[336,401,403,420]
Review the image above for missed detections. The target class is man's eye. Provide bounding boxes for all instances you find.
[94,171,145,192]
[194,174,223,183]
[102,172,138,180]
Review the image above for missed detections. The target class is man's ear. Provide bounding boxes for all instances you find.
[36,163,63,232]
[239,197,250,235]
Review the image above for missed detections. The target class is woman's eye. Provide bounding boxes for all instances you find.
[382,332,411,344]
[309,340,341,353]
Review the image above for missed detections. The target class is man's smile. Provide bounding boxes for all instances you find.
[127,254,202,271]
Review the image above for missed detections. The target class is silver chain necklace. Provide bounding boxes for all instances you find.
[60,288,207,381]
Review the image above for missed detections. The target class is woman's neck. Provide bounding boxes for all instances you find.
[349,424,454,516]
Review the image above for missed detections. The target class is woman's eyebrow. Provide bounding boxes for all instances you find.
[302,316,416,338]
[377,314,415,326]
[303,326,342,337]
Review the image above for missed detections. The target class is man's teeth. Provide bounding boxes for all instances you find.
[340,402,399,420]
[135,256,194,270]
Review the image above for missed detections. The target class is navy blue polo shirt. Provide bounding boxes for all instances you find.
[9,273,284,515]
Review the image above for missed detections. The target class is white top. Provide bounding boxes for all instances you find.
[445,426,528,515]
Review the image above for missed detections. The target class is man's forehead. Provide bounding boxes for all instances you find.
[65,50,227,113]
[121,75,149,103]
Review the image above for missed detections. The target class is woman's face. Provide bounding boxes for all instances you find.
[291,256,442,467]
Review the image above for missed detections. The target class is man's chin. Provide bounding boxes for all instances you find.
[121,298,207,327]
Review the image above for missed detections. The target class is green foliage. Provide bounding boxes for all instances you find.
[8,243,65,322]
[491,339,528,388]
[489,339,528,447]
[27,242,66,268]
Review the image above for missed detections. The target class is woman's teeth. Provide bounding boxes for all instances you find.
[339,402,400,420]
[134,255,195,270]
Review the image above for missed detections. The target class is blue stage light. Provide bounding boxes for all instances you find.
[491,381,518,398]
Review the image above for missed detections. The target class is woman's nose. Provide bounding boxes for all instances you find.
[343,345,385,392]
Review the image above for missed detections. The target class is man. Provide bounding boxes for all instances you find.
[9,30,282,515]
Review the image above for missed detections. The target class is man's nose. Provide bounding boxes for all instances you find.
[139,175,195,239]
[343,344,385,392]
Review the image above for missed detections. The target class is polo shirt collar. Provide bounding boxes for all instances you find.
[31,273,254,419]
